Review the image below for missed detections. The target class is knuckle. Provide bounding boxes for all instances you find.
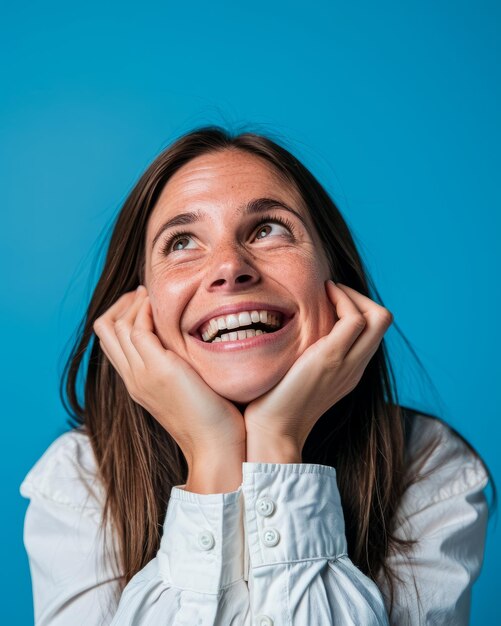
[93,317,104,333]
[130,328,146,342]
[118,291,134,303]
[352,314,367,331]
[114,318,129,334]
[326,352,344,371]
[378,307,394,326]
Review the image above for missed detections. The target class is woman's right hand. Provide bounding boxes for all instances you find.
[92,285,246,493]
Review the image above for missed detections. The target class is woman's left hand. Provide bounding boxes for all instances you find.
[243,281,394,462]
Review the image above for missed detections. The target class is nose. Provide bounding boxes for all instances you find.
[204,243,260,292]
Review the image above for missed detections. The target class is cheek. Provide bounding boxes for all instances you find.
[300,270,337,333]
[310,256,336,326]
[146,280,182,342]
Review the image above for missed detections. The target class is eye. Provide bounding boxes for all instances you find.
[160,231,197,254]
[171,235,192,251]
[160,214,297,255]
[253,215,296,241]
[255,223,283,239]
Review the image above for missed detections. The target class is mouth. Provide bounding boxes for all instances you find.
[190,312,296,351]
[197,309,289,342]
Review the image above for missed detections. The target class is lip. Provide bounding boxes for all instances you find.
[189,312,296,351]
[189,301,295,338]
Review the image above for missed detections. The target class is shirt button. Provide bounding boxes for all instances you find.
[197,530,215,551]
[256,496,275,517]
[262,528,280,547]
[256,616,274,626]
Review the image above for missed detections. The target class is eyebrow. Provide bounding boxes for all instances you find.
[151,197,308,251]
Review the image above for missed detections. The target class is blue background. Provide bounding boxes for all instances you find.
[3,1,499,623]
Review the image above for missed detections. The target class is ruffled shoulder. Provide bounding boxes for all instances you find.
[401,411,489,514]
[19,428,105,520]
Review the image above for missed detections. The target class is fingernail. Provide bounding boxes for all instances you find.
[137,284,144,292]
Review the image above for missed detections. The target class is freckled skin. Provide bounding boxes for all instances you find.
[143,149,337,404]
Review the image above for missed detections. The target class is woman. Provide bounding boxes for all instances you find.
[20,125,495,625]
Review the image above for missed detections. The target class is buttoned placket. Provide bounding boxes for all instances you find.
[254,493,278,626]
[243,494,250,582]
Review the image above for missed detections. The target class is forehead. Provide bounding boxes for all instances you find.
[147,149,304,235]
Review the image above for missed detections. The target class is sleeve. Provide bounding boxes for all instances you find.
[375,423,490,626]
[110,486,250,625]
[20,433,250,625]
[20,433,124,625]
[241,462,390,626]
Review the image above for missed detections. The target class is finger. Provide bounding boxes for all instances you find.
[100,339,142,387]
[322,281,367,359]
[334,283,393,361]
[92,287,146,382]
[98,338,120,372]
[94,315,134,380]
[130,295,171,370]
[113,289,148,370]
[336,283,393,325]
[101,289,140,321]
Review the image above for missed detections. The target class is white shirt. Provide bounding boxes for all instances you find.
[19,412,489,625]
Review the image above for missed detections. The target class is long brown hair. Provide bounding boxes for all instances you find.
[60,125,497,618]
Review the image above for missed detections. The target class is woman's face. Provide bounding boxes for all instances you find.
[144,149,336,404]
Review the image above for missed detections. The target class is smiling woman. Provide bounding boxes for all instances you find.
[20,125,496,625]
[143,149,336,406]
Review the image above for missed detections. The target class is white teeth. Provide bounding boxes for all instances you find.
[200,309,283,342]
[212,329,268,343]
[217,318,226,331]
[226,314,240,330]
[238,312,252,327]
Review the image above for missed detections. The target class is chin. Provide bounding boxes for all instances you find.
[207,372,282,405]
[212,382,273,405]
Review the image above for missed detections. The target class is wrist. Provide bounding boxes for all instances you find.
[185,444,245,494]
[246,433,302,463]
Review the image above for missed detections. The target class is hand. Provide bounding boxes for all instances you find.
[244,281,394,462]
[93,285,246,491]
